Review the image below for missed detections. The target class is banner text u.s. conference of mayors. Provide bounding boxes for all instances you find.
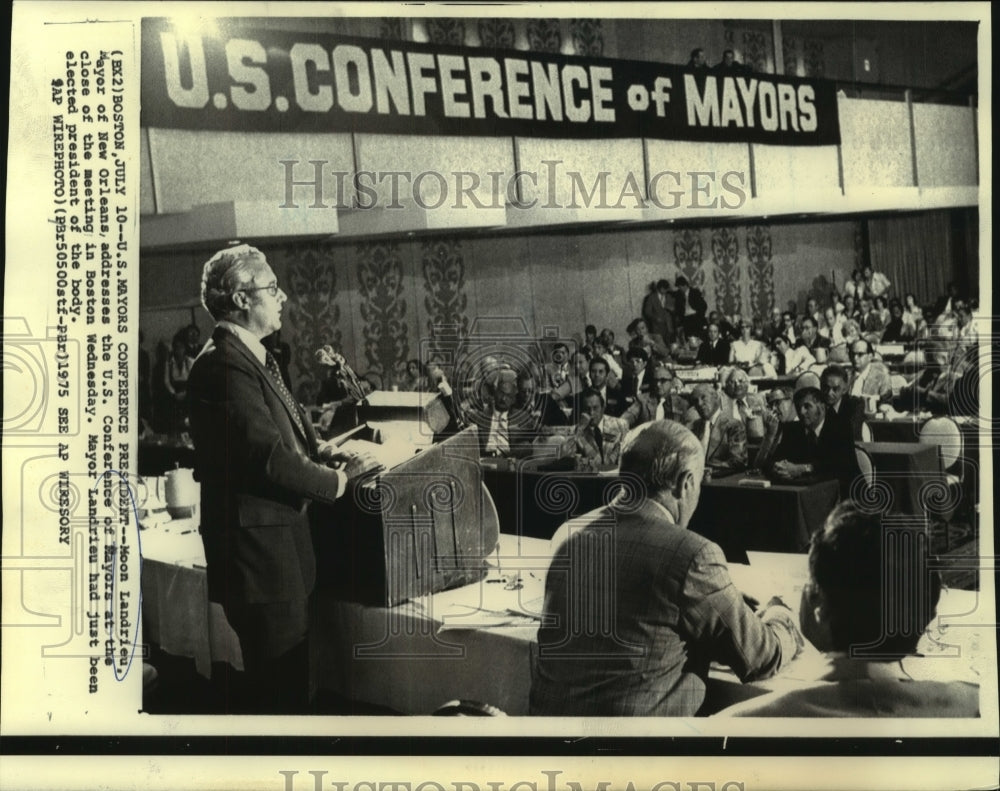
[140,18,840,146]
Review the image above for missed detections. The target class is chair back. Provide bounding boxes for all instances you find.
[919,416,962,471]
[861,421,873,443]
[433,699,507,716]
[854,444,875,489]
[794,371,821,392]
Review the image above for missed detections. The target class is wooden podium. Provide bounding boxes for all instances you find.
[311,427,499,606]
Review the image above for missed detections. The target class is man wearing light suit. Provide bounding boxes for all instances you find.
[563,389,629,471]
[687,384,748,475]
[187,245,380,713]
[622,363,688,428]
[531,420,803,716]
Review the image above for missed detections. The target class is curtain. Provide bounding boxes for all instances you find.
[867,211,952,305]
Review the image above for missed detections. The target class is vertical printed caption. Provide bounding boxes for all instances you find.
[3,18,140,731]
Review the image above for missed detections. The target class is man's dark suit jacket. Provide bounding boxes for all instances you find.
[675,287,708,337]
[696,339,731,366]
[771,416,861,496]
[187,327,346,658]
[571,384,626,420]
[531,499,794,716]
[827,396,866,441]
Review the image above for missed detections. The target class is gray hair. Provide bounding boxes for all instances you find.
[620,420,703,494]
[200,244,268,320]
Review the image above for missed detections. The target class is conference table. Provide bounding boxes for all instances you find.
[687,474,841,563]
[141,511,982,716]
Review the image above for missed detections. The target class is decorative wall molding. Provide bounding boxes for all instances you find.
[426,18,467,46]
[570,19,604,56]
[526,19,562,53]
[746,225,776,320]
[711,227,742,317]
[422,239,470,361]
[357,241,409,377]
[281,242,343,400]
[478,18,516,49]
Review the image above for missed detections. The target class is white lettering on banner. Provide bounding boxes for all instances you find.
[684,73,817,133]
[226,38,271,111]
[290,42,332,111]
[160,32,209,107]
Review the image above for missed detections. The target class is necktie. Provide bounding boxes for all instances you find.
[701,419,711,452]
[737,399,749,423]
[655,398,666,421]
[495,412,510,456]
[592,424,604,463]
[265,351,307,440]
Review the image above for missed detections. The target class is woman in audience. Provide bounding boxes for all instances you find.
[880,301,909,343]
[827,318,860,364]
[730,321,776,376]
[841,294,860,323]
[902,293,924,336]
[773,334,815,375]
[863,264,892,299]
[873,295,890,327]
[843,269,866,301]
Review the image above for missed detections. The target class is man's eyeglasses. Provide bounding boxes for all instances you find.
[240,281,281,298]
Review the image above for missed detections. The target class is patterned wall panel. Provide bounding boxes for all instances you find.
[672,229,707,291]
[570,19,604,56]
[746,225,775,320]
[425,18,467,46]
[281,242,342,400]
[379,18,406,41]
[478,19,516,49]
[526,19,562,53]
[802,39,825,78]
[782,36,800,76]
[742,30,772,73]
[356,241,409,378]
[711,227,741,317]
[421,239,470,362]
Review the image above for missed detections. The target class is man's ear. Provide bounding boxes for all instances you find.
[230,289,249,311]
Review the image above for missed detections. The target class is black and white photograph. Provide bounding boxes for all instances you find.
[2,3,997,790]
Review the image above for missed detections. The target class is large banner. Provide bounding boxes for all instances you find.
[141,18,841,145]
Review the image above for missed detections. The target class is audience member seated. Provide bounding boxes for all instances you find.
[708,311,736,341]
[879,300,910,343]
[932,282,960,323]
[474,369,538,458]
[581,324,598,357]
[720,502,979,717]
[543,342,572,391]
[902,293,924,336]
[753,387,797,470]
[696,322,731,366]
[516,368,570,428]
[622,363,687,427]
[768,387,861,496]
[550,350,591,408]
[589,337,623,382]
[674,335,702,365]
[627,318,670,361]
[687,384,748,475]
[730,322,776,375]
[797,316,831,364]
[561,389,629,472]
[621,346,650,401]
[820,365,865,441]
[773,335,815,376]
[781,311,798,343]
[714,48,748,73]
[720,368,766,442]
[860,297,885,342]
[686,47,709,70]
[642,279,676,344]
[599,328,628,364]
[847,339,892,407]
[583,356,626,418]
[763,307,785,344]
[842,294,860,323]
[863,264,892,299]
[530,420,803,717]
[827,319,860,364]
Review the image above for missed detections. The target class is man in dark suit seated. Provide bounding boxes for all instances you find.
[820,365,866,440]
[530,420,803,717]
[696,322,731,366]
[187,245,382,713]
[753,387,797,470]
[687,384,748,475]
[621,346,650,402]
[473,369,540,458]
[582,356,626,418]
[721,502,978,717]
[769,387,861,496]
[622,362,688,428]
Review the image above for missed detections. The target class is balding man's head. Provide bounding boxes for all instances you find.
[620,421,705,526]
[691,384,720,419]
[724,368,750,399]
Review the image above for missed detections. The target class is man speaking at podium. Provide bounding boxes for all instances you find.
[187,244,380,713]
